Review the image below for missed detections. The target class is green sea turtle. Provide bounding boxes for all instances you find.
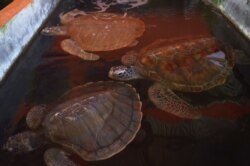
[42,9,145,60]
[3,81,142,165]
[108,36,246,119]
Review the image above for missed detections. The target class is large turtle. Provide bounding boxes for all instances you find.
[108,36,244,119]
[3,81,142,165]
[42,9,145,60]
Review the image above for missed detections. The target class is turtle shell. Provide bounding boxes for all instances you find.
[42,81,142,161]
[136,37,234,92]
[65,13,145,51]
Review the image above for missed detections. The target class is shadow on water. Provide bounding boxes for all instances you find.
[1,0,250,165]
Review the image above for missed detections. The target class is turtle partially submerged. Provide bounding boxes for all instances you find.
[42,9,145,60]
[108,37,243,119]
[3,81,142,165]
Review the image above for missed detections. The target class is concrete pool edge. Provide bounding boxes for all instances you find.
[0,0,61,83]
[202,0,250,42]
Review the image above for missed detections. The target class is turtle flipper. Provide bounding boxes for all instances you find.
[121,50,138,66]
[234,49,250,65]
[148,83,201,119]
[128,40,139,47]
[44,148,79,166]
[3,131,44,154]
[42,26,67,36]
[61,39,100,61]
[59,9,86,24]
[26,105,47,130]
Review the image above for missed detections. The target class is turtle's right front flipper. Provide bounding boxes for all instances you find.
[148,83,202,119]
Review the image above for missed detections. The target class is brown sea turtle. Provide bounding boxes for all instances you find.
[108,36,245,119]
[42,9,145,60]
[3,81,142,165]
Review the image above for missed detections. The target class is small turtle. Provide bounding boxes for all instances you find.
[108,36,245,119]
[42,9,145,60]
[3,81,142,165]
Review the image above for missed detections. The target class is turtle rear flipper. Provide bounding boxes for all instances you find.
[148,83,202,119]
[59,9,86,24]
[3,131,45,154]
[44,148,79,166]
[61,39,100,61]
[234,49,250,65]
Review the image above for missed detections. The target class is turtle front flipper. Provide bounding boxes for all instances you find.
[148,83,202,119]
[42,26,67,36]
[44,148,79,166]
[121,50,138,66]
[2,131,45,154]
[61,39,100,61]
[26,104,47,130]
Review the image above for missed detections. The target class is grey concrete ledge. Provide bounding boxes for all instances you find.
[0,0,61,83]
[203,0,250,41]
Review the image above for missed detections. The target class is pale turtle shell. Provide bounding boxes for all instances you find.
[65,12,145,51]
[42,81,142,161]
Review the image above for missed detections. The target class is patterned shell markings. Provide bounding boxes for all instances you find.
[65,13,145,51]
[42,81,142,161]
[136,37,233,92]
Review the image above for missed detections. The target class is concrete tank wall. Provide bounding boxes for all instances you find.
[203,0,250,41]
[0,0,60,83]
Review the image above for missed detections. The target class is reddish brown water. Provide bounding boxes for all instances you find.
[1,0,250,166]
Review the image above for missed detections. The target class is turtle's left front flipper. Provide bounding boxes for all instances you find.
[44,148,80,166]
[148,83,202,119]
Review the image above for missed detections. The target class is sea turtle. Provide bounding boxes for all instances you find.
[42,9,145,61]
[108,36,243,119]
[3,81,142,165]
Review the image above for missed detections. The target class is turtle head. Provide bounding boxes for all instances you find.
[26,105,47,130]
[2,131,45,154]
[108,66,142,81]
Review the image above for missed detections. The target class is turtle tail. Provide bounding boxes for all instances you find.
[2,131,45,154]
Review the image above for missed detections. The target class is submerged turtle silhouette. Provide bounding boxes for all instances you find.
[42,9,145,60]
[109,36,247,119]
[3,81,142,165]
